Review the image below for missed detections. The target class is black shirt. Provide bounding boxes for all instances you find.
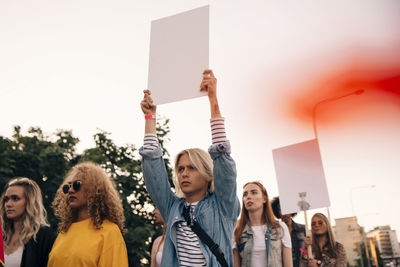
[291,220,306,267]
[20,226,56,267]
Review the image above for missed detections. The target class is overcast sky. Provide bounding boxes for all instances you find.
[1,0,400,239]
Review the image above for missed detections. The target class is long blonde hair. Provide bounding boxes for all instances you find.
[173,148,214,197]
[311,213,338,259]
[234,182,279,244]
[0,177,48,246]
[52,162,125,233]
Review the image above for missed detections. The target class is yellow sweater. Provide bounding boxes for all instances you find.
[48,218,128,267]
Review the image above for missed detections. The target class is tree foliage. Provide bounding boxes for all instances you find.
[0,126,78,229]
[0,118,172,266]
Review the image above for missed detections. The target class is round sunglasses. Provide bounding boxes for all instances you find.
[62,180,82,194]
[311,220,325,227]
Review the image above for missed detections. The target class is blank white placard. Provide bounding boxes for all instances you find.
[148,6,209,105]
[272,139,331,215]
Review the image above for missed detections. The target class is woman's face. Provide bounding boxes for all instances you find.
[311,215,328,235]
[4,185,27,221]
[243,183,266,212]
[177,153,208,201]
[65,175,87,210]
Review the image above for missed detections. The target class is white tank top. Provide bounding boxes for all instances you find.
[5,246,23,267]
[156,251,163,266]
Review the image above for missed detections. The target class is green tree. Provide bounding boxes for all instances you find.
[0,126,79,230]
[0,118,173,267]
[355,242,371,267]
[375,246,384,267]
[81,117,173,266]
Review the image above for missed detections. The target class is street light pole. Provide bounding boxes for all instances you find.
[311,89,364,225]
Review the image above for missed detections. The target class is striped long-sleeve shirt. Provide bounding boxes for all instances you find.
[143,117,227,150]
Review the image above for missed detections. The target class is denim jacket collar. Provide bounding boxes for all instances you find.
[140,141,240,266]
[242,224,254,236]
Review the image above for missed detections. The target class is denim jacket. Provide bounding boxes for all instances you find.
[140,141,240,267]
[237,224,283,267]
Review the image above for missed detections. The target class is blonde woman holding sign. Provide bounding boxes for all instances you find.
[140,69,240,267]
[299,213,346,267]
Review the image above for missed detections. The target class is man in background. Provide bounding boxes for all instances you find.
[271,197,306,267]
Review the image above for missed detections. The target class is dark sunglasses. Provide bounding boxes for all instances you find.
[311,220,324,227]
[62,181,82,194]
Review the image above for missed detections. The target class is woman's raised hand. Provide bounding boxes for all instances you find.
[200,69,217,99]
[304,236,312,247]
[201,69,221,118]
[307,259,318,267]
[141,89,157,115]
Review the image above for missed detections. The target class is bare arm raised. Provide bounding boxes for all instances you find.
[141,89,157,134]
[200,69,222,118]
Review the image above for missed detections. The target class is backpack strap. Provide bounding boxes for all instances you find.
[183,204,228,267]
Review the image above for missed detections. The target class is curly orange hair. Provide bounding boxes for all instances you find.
[52,162,125,234]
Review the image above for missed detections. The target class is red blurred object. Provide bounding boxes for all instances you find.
[0,217,4,267]
[288,56,400,127]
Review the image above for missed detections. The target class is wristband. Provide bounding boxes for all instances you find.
[300,248,308,254]
[145,114,156,120]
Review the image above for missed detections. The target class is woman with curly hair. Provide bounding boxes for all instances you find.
[299,213,346,267]
[48,162,128,267]
[1,177,55,267]
[233,182,293,267]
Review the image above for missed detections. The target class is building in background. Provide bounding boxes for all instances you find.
[334,216,365,266]
[389,231,400,258]
[367,225,400,265]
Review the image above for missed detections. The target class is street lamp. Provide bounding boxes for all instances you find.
[311,89,364,223]
[312,89,364,139]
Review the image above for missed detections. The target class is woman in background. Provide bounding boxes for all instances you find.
[300,213,346,267]
[48,162,128,267]
[233,182,293,267]
[1,177,55,267]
